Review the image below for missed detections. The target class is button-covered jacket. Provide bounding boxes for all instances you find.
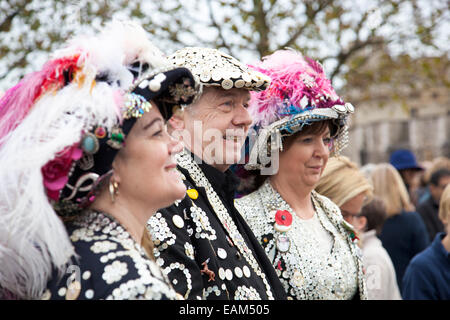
[148,150,287,300]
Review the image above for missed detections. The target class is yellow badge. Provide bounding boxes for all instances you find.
[187,188,198,200]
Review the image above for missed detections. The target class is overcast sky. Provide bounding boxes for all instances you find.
[0,0,448,92]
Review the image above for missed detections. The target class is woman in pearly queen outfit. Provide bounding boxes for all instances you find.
[235,50,367,300]
[0,21,199,300]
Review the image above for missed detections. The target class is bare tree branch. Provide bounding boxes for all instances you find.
[252,0,271,56]
[207,0,232,52]
[329,2,401,80]
[330,38,387,80]
[280,0,334,50]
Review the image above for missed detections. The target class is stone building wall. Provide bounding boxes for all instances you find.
[342,87,449,165]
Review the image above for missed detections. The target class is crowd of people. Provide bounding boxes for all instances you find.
[0,20,448,301]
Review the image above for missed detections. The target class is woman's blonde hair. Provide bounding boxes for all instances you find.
[315,156,373,207]
[370,163,415,217]
[439,184,450,223]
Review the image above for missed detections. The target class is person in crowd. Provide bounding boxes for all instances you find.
[402,184,450,300]
[417,168,450,241]
[358,197,402,300]
[148,47,287,300]
[315,156,401,299]
[360,163,377,180]
[315,156,373,227]
[389,149,424,206]
[0,21,200,300]
[235,50,367,300]
[415,160,432,201]
[369,163,429,294]
[416,156,450,205]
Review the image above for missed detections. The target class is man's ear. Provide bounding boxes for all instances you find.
[168,107,185,131]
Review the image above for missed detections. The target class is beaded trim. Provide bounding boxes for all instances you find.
[127,65,180,93]
[176,149,275,300]
[168,47,271,91]
[246,108,350,170]
[149,212,194,299]
[123,93,152,120]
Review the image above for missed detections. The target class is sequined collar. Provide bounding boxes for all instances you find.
[260,179,338,244]
[262,180,324,218]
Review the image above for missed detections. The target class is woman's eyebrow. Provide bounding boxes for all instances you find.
[143,117,163,131]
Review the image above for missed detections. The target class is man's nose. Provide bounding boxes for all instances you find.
[232,104,252,128]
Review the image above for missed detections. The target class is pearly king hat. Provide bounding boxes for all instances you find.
[168,47,271,91]
[245,49,354,170]
[0,20,199,299]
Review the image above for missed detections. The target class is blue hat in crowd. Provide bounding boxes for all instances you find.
[389,149,423,171]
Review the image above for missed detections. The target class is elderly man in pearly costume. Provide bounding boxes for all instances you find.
[148,47,287,300]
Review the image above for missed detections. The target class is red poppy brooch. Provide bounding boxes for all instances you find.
[274,210,293,232]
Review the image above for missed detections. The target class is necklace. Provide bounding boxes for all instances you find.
[177,150,274,300]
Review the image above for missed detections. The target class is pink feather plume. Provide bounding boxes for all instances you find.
[248,50,344,127]
[0,55,80,145]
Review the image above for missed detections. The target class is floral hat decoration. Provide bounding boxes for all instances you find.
[244,49,354,170]
[0,20,199,299]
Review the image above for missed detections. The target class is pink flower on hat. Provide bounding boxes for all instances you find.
[42,144,82,201]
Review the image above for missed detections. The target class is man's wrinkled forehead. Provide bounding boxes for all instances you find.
[203,86,250,101]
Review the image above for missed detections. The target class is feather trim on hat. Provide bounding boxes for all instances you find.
[248,49,344,127]
[0,55,81,147]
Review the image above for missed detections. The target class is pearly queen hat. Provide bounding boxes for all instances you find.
[168,47,271,91]
[245,49,354,170]
[0,20,199,299]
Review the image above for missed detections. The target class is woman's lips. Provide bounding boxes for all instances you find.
[308,166,322,172]
[164,163,177,170]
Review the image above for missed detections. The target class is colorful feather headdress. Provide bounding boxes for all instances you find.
[245,49,354,171]
[0,20,198,299]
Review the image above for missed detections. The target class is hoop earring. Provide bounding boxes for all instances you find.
[109,178,119,203]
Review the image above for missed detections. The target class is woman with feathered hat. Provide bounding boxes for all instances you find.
[0,21,199,300]
[235,49,367,300]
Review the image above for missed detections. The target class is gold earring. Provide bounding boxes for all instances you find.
[109,178,119,203]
